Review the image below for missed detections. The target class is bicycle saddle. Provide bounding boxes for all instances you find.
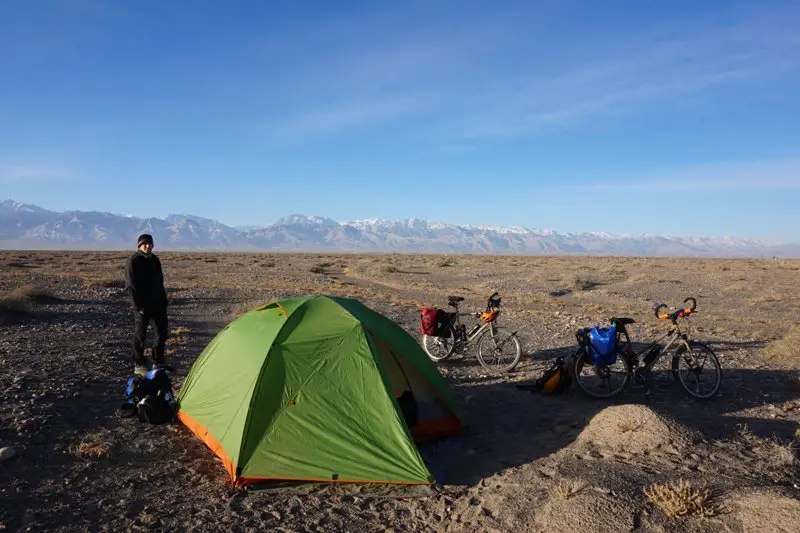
[448,296,465,303]
[611,317,635,325]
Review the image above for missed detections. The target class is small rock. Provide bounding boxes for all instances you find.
[0,446,18,462]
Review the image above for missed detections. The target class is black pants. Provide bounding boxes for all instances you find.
[132,308,168,365]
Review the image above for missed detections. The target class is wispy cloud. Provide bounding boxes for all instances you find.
[259,3,800,142]
[449,12,800,139]
[560,157,800,193]
[277,97,428,138]
[1,165,75,183]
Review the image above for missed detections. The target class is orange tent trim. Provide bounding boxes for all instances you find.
[177,410,237,482]
[235,475,433,487]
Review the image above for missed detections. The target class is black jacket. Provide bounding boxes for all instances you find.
[125,251,168,312]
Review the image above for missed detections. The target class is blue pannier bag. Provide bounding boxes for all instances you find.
[587,324,618,365]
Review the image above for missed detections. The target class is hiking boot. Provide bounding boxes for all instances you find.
[134,363,149,377]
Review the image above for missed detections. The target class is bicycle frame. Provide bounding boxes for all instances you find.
[442,310,499,352]
[619,326,687,371]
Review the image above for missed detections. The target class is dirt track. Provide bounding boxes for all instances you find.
[1,251,799,532]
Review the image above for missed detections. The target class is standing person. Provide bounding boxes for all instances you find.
[125,233,169,376]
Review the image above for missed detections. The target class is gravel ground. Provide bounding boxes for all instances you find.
[1,251,799,532]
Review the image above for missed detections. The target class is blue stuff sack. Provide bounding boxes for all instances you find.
[587,325,618,365]
[120,368,177,424]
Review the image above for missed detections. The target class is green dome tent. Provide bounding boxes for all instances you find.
[177,295,464,487]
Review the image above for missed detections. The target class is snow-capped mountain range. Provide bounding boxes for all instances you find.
[1,199,798,257]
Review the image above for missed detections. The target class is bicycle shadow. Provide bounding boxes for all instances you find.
[424,347,800,487]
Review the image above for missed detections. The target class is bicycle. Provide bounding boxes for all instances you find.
[421,292,522,373]
[571,297,722,400]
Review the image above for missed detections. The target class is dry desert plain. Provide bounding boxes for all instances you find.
[1,250,800,532]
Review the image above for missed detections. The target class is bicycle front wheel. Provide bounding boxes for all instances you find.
[572,347,631,399]
[476,326,522,373]
[672,341,721,399]
[422,329,456,362]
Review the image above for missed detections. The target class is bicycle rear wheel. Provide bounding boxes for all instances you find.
[422,329,456,361]
[572,347,631,399]
[672,341,721,399]
[476,326,522,373]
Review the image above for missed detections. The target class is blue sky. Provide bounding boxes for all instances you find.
[2,0,800,241]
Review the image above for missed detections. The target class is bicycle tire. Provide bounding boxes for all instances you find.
[422,329,456,362]
[672,341,721,399]
[476,326,522,373]
[571,346,632,399]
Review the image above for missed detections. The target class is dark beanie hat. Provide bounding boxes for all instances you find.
[137,233,154,247]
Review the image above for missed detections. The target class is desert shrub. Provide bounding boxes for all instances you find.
[572,275,600,291]
[435,256,455,268]
[309,265,325,274]
[736,424,798,480]
[69,431,112,459]
[645,478,720,519]
[0,285,58,315]
[88,277,126,289]
[762,327,800,366]
[381,265,399,273]
[550,479,586,500]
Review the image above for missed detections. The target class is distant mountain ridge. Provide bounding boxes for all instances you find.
[1,199,798,257]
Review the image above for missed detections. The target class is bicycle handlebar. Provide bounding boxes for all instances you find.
[654,296,697,321]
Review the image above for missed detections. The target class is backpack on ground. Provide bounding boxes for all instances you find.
[515,356,572,394]
[120,367,177,424]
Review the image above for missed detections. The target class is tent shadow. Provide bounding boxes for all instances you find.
[424,351,800,487]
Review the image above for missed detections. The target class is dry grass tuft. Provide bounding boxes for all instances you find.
[167,335,189,346]
[381,265,399,273]
[136,510,159,527]
[550,478,586,500]
[0,285,59,315]
[435,256,455,268]
[645,478,721,519]
[762,327,800,367]
[736,424,798,480]
[572,275,600,291]
[87,276,126,289]
[69,434,111,459]
[309,265,325,274]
